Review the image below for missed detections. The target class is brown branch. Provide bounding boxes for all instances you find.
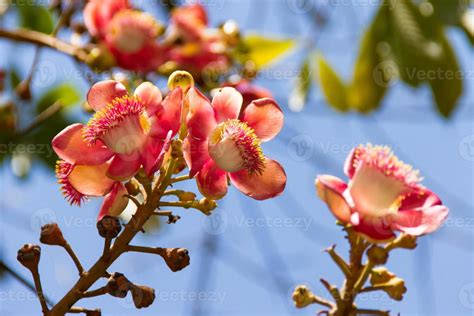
[0,28,88,61]
[64,243,85,276]
[31,269,49,315]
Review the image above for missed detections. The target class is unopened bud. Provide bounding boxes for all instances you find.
[196,198,217,215]
[158,248,190,272]
[178,191,196,202]
[220,20,240,46]
[168,70,194,92]
[86,46,116,72]
[367,245,388,265]
[97,215,122,239]
[106,272,132,298]
[131,285,155,309]
[158,61,179,76]
[40,223,66,246]
[383,277,406,301]
[17,244,41,271]
[394,234,417,250]
[85,310,101,316]
[171,139,183,158]
[292,285,316,308]
[125,179,141,196]
[370,267,395,286]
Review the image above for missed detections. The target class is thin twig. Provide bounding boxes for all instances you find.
[31,270,49,315]
[15,102,63,137]
[68,306,102,314]
[81,286,108,298]
[64,243,85,275]
[170,174,190,183]
[126,245,164,256]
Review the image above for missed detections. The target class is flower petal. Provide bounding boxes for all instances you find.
[229,158,286,200]
[241,98,283,142]
[99,182,129,218]
[186,87,216,140]
[87,80,127,112]
[349,164,412,218]
[315,175,351,223]
[352,215,396,243]
[183,137,210,177]
[68,163,115,197]
[106,154,141,181]
[52,123,113,165]
[211,87,242,123]
[134,81,162,111]
[141,131,172,176]
[196,159,228,200]
[344,148,358,179]
[149,87,182,139]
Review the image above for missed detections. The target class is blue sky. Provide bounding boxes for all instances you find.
[1,0,473,315]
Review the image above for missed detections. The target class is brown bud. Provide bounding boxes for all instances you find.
[370,267,395,286]
[196,198,217,215]
[131,285,155,309]
[171,139,183,158]
[395,234,417,250]
[383,277,407,301]
[173,157,187,174]
[97,215,122,239]
[125,179,141,196]
[367,245,388,265]
[106,272,132,298]
[159,248,190,272]
[85,310,101,316]
[292,285,316,308]
[15,81,31,100]
[17,244,41,271]
[40,223,66,246]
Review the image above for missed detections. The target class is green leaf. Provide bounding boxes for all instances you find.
[428,28,463,118]
[9,68,21,89]
[289,58,312,112]
[316,55,348,112]
[15,2,54,34]
[347,4,390,113]
[37,84,81,113]
[240,34,295,69]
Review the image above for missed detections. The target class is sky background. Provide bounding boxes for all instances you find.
[1,0,473,315]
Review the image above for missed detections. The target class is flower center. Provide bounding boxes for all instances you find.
[208,119,265,174]
[108,10,160,54]
[84,95,148,155]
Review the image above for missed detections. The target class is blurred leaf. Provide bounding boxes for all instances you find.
[240,34,295,69]
[9,69,21,89]
[316,55,348,112]
[428,28,463,118]
[15,1,54,34]
[428,0,468,26]
[289,58,312,112]
[37,84,81,112]
[347,4,390,113]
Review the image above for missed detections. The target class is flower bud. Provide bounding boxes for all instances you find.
[159,248,190,272]
[383,277,406,301]
[168,70,194,92]
[125,179,141,196]
[106,272,132,298]
[394,234,417,250]
[17,244,41,271]
[178,191,196,202]
[97,216,122,239]
[158,61,179,76]
[40,223,66,247]
[370,267,395,286]
[196,198,217,216]
[292,285,316,308]
[367,245,388,265]
[219,20,240,46]
[86,46,116,72]
[171,139,183,158]
[131,285,155,309]
[85,310,101,316]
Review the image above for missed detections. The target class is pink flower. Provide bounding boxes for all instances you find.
[170,4,208,41]
[183,86,286,200]
[53,80,181,182]
[223,80,273,110]
[83,0,163,72]
[316,144,449,242]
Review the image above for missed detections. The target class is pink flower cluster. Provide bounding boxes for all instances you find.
[84,1,230,74]
[52,75,286,220]
[316,145,448,242]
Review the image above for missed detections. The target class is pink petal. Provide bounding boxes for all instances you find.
[399,189,442,210]
[352,215,396,243]
[141,131,172,176]
[106,154,141,181]
[211,87,242,123]
[149,87,182,139]
[344,148,358,179]
[98,182,129,218]
[196,159,228,200]
[349,164,413,218]
[241,98,284,142]
[393,202,448,236]
[183,137,211,177]
[84,0,130,38]
[134,81,162,110]
[186,87,217,140]
[229,158,286,200]
[87,80,127,112]
[52,123,113,165]
[315,175,351,223]
[68,163,115,197]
